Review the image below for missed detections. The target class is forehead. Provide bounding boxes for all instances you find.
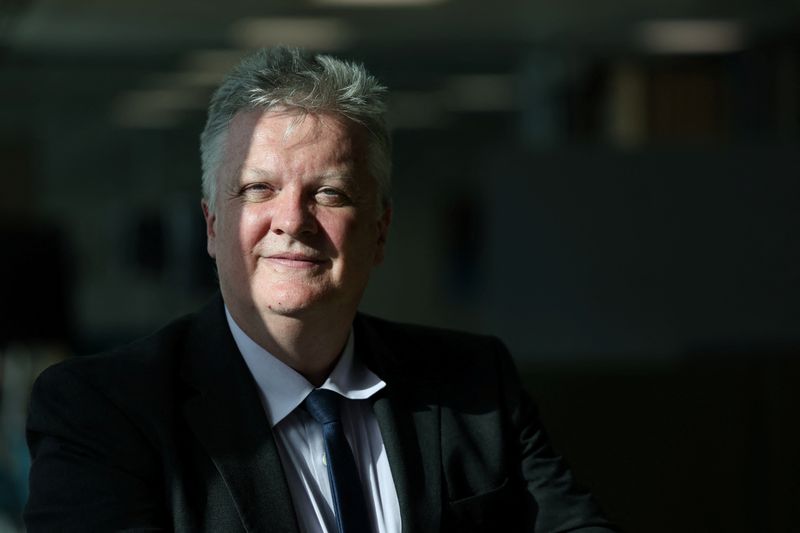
[215,109,377,201]
[217,109,373,187]
[224,109,365,160]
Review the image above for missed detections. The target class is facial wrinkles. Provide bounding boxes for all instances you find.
[220,111,375,228]
[255,183,355,263]
[222,111,375,213]
[205,108,389,329]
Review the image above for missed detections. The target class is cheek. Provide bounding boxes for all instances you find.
[337,221,381,266]
[320,212,362,248]
[237,207,272,248]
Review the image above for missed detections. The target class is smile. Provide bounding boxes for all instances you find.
[264,253,328,269]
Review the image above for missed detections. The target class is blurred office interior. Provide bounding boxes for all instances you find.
[1,0,800,530]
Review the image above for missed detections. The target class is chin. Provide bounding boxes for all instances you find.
[256,285,331,317]
[260,298,312,316]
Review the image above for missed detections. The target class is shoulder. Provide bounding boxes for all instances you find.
[29,300,221,430]
[355,313,516,385]
[357,313,504,350]
[38,291,228,385]
[37,310,196,391]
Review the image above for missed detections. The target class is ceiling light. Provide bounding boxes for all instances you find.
[183,49,251,78]
[637,19,745,54]
[149,71,227,89]
[230,17,354,50]
[387,91,447,129]
[111,89,206,129]
[313,0,445,5]
[444,75,518,112]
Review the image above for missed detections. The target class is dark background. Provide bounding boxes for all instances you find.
[2,0,799,530]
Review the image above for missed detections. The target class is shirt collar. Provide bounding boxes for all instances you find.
[224,306,386,428]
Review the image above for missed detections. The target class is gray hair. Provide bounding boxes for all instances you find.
[200,46,391,212]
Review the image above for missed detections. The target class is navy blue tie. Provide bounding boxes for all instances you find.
[304,389,372,533]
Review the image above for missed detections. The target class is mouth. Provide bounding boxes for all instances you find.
[264,253,328,269]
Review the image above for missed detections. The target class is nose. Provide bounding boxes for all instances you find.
[270,186,317,237]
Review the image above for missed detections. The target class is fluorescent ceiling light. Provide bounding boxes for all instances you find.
[314,0,445,6]
[183,49,251,78]
[149,71,226,89]
[111,89,206,129]
[444,74,518,112]
[387,91,447,129]
[230,17,354,50]
[637,19,745,54]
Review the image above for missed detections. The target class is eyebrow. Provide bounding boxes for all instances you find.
[318,170,355,181]
[238,168,273,181]
[238,167,355,182]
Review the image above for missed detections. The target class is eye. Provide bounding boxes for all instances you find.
[315,187,350,207]
[240,183,276,202]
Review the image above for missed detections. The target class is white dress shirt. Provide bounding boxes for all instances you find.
[225,308,401,533]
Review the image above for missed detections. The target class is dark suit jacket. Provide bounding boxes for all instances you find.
[25,294,617,532]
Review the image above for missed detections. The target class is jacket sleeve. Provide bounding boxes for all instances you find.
[494,338,620,533]
[24,361,168,532]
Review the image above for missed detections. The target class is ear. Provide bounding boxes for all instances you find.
[373,204,392,265]
[201,199,217,258]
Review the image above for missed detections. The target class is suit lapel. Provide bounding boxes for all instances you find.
[177,299,444,533]
[355,315,443,533]
[180,295,299,533]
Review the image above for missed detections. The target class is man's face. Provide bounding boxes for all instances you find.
[203,109,390,326]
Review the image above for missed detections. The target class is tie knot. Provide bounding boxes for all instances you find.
[304,388,344,425]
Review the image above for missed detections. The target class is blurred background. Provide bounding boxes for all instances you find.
[2,0,800,531]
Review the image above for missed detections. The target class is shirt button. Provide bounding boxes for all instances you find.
[322,453,327,466]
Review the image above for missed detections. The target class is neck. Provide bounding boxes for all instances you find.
[228,303,355,387]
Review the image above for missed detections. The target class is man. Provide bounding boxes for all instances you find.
[25,47,617,532]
